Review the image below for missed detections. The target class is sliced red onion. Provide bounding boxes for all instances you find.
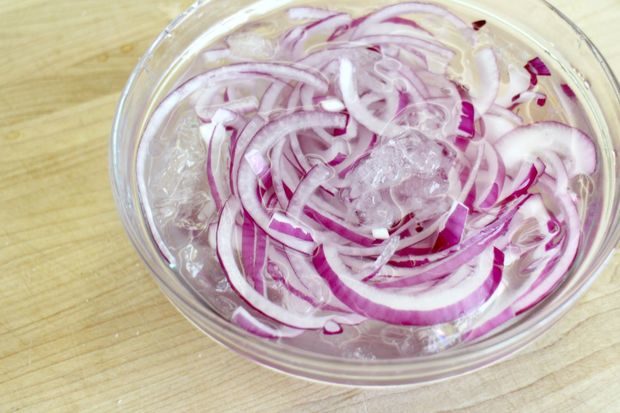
[465,186,578,340]
[560,83,576,98]
[267,253,354,313]
[487,104,524,125]
[509,91,547,108]
[300,87,350,142]
[458,144,484,202]
[323,320,343,335]
[338,217,439,258]
[237,112,346,253]
[136,2,595,347]
[218,199,364,329]
[328,152,347,166]
[232,307,304,339]
[291,13,353,58]
[544,152,569,192]
[258,81,291,115]
[432,202,468,252]
[282,250,358,314]
[471,47,499,116]
[334,130,376,179]
[375,199,524,287]
[269,139,291,209]
[495,65,531,108]
[201,96,259,121]
[269,212,315,242]
[495,121,596,177]
[354,2,471,38]
[524,56,551,86]
[383,16,426,31]
[357,35,455,60]
[241,211,258,286]
[359,20,432,43]
[241,211,268,295]
[499,162,543,204]
[319,97,346,112]
[463,304,514,342]
[513,176,580,313]
[313,244,503,325]
[339,58,406,138]
[472,20,486,30]
[287,164,333,218]
[201,121,229,211]
[230,116,267,194]
[304,207,378,247]
[144,63,330,146]
[482,113,521,142]
[287,132,313,173]
[457,100,475,137]
[475,144,506,209]
[343,237,401,280]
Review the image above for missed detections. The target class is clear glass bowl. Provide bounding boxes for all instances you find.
[110,0,620,386]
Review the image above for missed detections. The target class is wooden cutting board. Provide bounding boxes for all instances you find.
[1,1,618,411]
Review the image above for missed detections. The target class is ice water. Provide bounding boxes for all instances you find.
[137,1,599,358]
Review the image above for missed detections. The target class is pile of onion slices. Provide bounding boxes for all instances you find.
[137,2,596,343]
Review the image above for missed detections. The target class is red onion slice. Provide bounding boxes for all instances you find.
[218,199,364,329]
[232,307,304,339]
[432,202,469,252]
[513,177,581,313]
[313,244,503,325]
[354,2,472,37]
[339,58,407,138]
[495,121,596,177]
[237,112,346,253]
[471,47,499,117]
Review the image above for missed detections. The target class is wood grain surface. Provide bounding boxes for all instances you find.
[1,1,619,412]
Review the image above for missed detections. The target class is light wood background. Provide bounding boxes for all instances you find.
[1,1,619,412]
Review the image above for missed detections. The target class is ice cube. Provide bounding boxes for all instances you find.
[227,32,275,60]
[416,316,472,354]
[345,131,453,225]
[215,277,231,293]
[342,342,378,360]
[380,325,419,355]
[178,243,204,278]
